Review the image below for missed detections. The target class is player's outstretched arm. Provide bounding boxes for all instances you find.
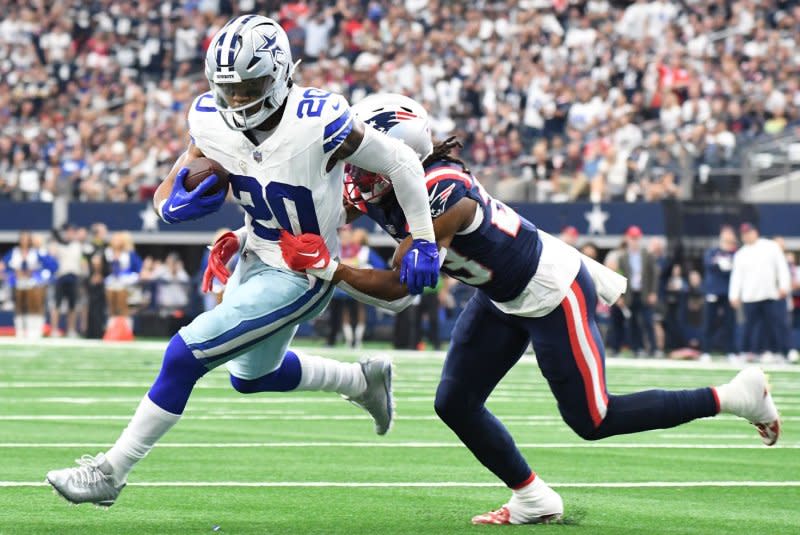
[331,120,439,294]
[152,141,226,224]
[280,198,475,301]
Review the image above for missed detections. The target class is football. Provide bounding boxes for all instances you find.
[182,157,230,196]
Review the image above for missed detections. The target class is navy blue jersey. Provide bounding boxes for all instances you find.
[364,160,542,302]
[703,246,736,296]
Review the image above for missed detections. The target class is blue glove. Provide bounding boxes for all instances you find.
[400,239,440,295]
[160,167,226,224]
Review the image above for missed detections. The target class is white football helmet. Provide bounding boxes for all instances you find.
[205,15,295,131]
[346,94,433,205]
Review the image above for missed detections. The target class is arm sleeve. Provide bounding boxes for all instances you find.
[344,125,436,242]
[336,280,416,313]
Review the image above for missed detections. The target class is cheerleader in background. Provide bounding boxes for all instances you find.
[104,232,142,335]
[4,232,57,339]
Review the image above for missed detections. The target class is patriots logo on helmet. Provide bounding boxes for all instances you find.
[365,110,418,133]
[256,32,285,66]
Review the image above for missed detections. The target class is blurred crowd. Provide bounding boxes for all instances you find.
[0,224,194,339]
[3,0,800,204]
[580,223,800,362]
[0,220,798,361]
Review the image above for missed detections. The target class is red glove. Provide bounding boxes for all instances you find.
[202,231,239,293]
[279,230,337,280]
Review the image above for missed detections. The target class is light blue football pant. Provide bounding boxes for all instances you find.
[178,250,333,380]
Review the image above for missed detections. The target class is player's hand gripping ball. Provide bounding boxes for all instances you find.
[160,158,230,223]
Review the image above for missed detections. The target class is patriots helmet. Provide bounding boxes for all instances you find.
[205,15,295,131]
[345,93,433,206]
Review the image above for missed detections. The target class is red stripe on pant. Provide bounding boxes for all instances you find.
[571,279,609,408]
[562,283,603,427]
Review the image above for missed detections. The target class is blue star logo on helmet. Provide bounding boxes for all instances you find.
[256,32,284,65]
[365,110,418,134]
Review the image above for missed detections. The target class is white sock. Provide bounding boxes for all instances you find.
[104,395,181,486]
[342,324,354,347]
[507,474,562,524]
[510,473,539,503]
[715,379,750,416]
[354,323,365,348]
[14,315,25,338]
[295,352,366,398]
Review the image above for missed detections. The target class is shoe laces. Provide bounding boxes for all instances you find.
[72,454,109,487]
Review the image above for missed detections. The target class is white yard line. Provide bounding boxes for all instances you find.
[2,338,799,373]
[3,480,799,488]
[0,442,794,448]
[1,413,797,424]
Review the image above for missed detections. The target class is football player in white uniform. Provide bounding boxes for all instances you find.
[46,15,440,507]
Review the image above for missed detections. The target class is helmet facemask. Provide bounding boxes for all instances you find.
[211,73,277,131]
[344,164,395,207]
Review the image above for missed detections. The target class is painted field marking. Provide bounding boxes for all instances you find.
[3,481,800,488]
[2,338,800,373]
[0,442,795,449]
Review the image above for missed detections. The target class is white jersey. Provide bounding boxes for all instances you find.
[188,85,353,269]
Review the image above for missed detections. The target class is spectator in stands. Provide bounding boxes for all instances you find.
[604,240,629,356]
[155,253,190,312]
[327,227,384,348]
[773,237,797,362]
[788,249,800,363]
[6,0,800,204]
[729,223,791,362]
[4,232,53,339]
[416,276,445,352]
[85,252,106,339]
[618,225,659,357]
[648,237,668,358]
[701,226,738,361]
[663,263,689,351]
[104,231,141,337]
[50,224,86,338]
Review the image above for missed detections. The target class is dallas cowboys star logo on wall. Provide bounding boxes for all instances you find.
[584,203,609,235]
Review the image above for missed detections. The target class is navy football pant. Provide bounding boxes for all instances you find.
[702,295,736,354]
[742,299,784,354]
[434,264,718,488]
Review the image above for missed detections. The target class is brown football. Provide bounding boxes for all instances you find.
[182,157,230,196]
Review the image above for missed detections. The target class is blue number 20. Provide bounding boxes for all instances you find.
[230,175,320,241]
[296,88,331,118]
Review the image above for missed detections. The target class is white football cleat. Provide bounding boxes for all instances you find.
[717,367,781,446]
[344,357,394,435]
[472,477,563,525]
[46,453,125,507]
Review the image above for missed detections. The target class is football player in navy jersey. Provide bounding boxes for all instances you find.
[280,94,782,525]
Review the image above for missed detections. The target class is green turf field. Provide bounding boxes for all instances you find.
[0,339,798,534]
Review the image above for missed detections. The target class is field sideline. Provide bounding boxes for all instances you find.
[0,339,798,534]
